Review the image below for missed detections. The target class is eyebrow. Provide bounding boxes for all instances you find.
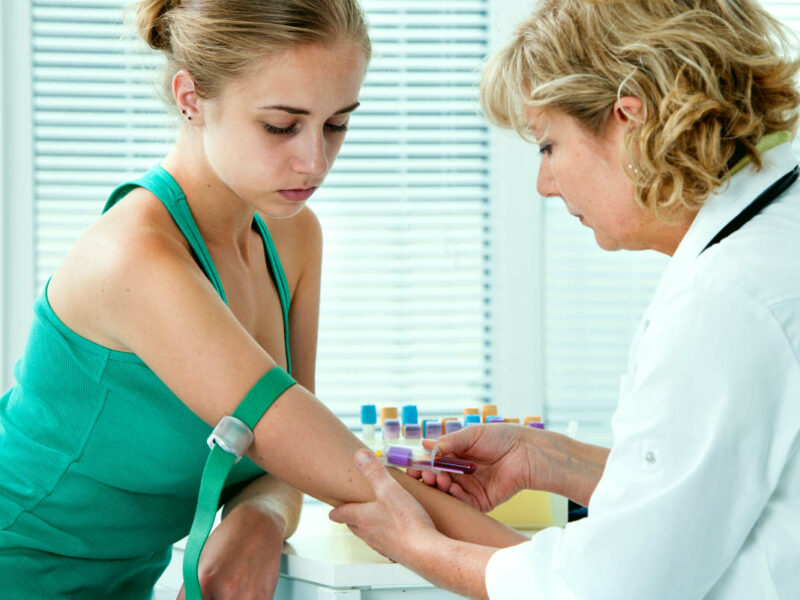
[260,102,361,116]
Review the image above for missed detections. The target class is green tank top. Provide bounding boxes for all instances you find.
[0,165,292,599]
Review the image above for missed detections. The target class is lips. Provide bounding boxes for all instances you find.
[279,188,317,202]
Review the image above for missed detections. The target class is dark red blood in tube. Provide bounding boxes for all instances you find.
[432,456,477,474]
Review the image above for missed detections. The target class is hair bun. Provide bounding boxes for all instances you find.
[133,0,180,51]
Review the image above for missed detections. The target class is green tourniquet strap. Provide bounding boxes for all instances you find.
[183,366,297,600]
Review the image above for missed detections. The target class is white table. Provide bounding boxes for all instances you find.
[157,500,539,599]
[275,501,466,599]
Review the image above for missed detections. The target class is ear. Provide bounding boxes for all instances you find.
[612,96,644,128]
[172,70,203,125]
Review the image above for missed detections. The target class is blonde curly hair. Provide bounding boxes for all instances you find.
[481,0,800,217]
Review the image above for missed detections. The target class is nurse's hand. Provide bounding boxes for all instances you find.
[328,449,443,566]
[176,501,286,600]
[407,424,545,512]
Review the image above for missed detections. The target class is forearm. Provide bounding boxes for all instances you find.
[407,533,496,600]
[222,472,303,539]
[534,431,609,506]
[393,469,528,548]
[249,385,525,548]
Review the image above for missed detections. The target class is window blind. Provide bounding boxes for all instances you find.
[31,0,493,427]
[542,2,800,444]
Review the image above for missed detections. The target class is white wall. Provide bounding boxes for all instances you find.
[1,0,35,390]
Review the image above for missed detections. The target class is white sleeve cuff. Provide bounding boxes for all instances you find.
[486,527,577,600]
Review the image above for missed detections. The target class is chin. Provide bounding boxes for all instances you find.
[593,232,622,252]
[261,202,307,220]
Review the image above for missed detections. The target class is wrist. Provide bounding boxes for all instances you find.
[535,434,609,506]
[522,428,555,492]
[228,498,288,539]
[404,527,449,572]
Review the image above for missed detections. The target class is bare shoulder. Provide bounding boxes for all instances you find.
[261,206,322,290]
[47,186,206,350]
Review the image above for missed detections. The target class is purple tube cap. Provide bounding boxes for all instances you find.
[385,445,412,467]
[528,422,545,429]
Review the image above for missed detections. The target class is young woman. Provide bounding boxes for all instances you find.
[0,1,523,598]
[330,1,800,598]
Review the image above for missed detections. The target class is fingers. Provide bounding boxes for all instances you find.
[329,502,358,525]
[422,425,480,456]
[446,481,481,510]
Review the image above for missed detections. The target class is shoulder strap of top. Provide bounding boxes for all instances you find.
[253,213,292,375]
[103,165,292,374]
[103,165,229,305]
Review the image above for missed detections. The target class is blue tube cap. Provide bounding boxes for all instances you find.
[401,405,419,425]
[464,414,481,426]
[360,404,377,425]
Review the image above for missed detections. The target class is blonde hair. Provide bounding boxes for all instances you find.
[131,0,371,109]
[482,0,800,217]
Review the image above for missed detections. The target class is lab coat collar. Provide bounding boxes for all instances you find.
[646,141,798,318]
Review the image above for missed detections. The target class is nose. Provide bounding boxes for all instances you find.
[290,130,328,178]
[536,158,559,198]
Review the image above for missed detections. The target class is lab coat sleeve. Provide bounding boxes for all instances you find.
[485,272,800,599]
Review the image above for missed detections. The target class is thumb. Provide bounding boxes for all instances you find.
[354,448,394,494]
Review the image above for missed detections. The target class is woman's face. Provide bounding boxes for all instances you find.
[529,104,684,254]
[198,41,367,218]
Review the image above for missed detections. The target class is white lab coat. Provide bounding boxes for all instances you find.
[486,142,800,599]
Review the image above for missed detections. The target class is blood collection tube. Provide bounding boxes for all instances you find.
[380,406,398,429]
[424,421,442,439]
[383,418,401,440]
[404,423,421,443]
[444,420,462,434]
[464,414,481,426]
[378,444,476,475]
[441,417,459,431]
[360,404,377,442]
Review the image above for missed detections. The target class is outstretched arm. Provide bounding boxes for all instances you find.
[90,214,524,549]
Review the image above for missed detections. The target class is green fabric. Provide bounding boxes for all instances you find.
[0,164,292,599]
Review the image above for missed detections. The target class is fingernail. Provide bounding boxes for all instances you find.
[355,449,372,467]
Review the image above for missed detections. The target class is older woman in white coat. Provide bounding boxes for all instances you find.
[329,1,800,598]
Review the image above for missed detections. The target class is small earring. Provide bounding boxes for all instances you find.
[628,163,638,174]
[181,109,192,120]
